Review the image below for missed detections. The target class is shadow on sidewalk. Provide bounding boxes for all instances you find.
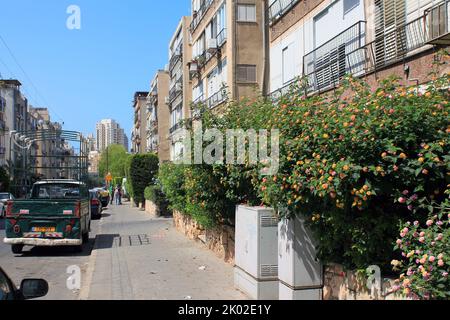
[94,234,120,250]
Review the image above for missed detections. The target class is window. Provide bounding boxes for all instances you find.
[343,0,359,15]
[282,46,294,84]
[236,65,257,83]
[237,4,256,22]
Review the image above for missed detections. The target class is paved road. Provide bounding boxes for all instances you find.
[0,210,101,300]
[0,202,246,300]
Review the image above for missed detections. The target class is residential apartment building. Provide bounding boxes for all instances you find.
[146,70,170,162]
[0,80,28,167]
[95,119,128,152]
[131,91,149,154]
[189,0,267,114]
[268,0,450,97]
[28,107,66,180]
[86,133,96,152]
[168,16,193,161]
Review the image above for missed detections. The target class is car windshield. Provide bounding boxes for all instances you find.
[31,183,81,199]
[0,194,10,200]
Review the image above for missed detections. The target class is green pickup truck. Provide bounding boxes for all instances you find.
[3,179,91,254]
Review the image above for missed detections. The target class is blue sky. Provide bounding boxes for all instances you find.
[0,0,189,138]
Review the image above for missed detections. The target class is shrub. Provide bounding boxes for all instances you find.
[259,73,450,270]
[144,184,171,216]
[391,194,449,300]
[158,163,187,213]
[128,153,159,205]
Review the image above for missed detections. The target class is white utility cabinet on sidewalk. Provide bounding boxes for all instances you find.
[234,206,279,300]
[278,215,323,300]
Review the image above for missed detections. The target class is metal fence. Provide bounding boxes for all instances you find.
[268,0,300,24]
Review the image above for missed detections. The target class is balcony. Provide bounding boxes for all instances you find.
[425,0,450,45]
[169,122,182,134]
[217,28,227,48]
[169,76,183,104]
[206,89,227,109]
[169,45,183,72]
[268,0,300,25]
[303,21,366,93]
[191,94,205,117]
[190,0,214,33]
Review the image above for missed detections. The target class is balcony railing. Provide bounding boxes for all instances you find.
[425,0,450,44]
[217,28,227,47]
[206,88,227,109]
[190,0,214,33]
[191,94,205,117]
[169,76,183,103]
[268,0,300,25]
[303,21,366,93]
[169,122,182,134]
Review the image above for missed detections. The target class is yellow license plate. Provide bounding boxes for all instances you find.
[32,227,56,232]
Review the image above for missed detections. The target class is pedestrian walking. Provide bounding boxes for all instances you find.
[118,186,123,205]
[114,186,121,205]
[109,185,114,205]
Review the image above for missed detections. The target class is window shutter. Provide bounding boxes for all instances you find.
[374,0,406,67]
[237,65,257,83]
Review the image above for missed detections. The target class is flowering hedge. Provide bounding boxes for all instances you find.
[260,72,449,270]
[391,189,449,300]
[159,52,449,275]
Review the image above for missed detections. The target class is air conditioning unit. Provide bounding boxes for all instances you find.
[207,38,218,53]
[234,205,279,300]
[278,214,323,300]
[165,97,170,104]
[189,61,198,73]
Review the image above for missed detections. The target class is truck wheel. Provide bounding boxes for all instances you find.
[11,245,24,254]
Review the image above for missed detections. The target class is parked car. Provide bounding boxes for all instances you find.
[3,179,91,254]
[0,267,48,300]
[0,193,14,219]
[89,190,103,220]
[94,188,110,208]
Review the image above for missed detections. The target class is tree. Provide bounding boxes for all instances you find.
[98,145,129,180]
[128,153,159,205]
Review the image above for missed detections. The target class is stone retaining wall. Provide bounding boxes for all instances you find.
[173,210,235,264]
[172,211,407,299]
[323,264,406,300]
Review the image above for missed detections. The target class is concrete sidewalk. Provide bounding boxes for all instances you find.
[82,202,247,300]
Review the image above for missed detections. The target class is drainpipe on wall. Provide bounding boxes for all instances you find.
[262,0,270,96]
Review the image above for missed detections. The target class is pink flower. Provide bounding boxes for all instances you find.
[420,232,425,237]
[408,205,414,211]
[438,254,444,260]
[438,260,444,267]
[402,190,410,196]
[443,272,448,278]
[419,237,425,243]
[396,239,402,245]
[436,221,443,226]
[436,234,443,241]
[426,220,433,226]
[413,232,419,238]
[399,197,407,204]
[402,227,409,234]
[429,256,436,263]
[414,221,419,226]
